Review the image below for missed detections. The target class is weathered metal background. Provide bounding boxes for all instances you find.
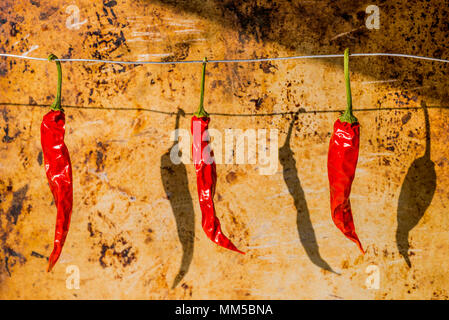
[0,0,448,299]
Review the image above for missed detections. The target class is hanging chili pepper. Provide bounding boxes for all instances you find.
[191,58,244,254]
[327,49,364,254]
[41,54,74,271]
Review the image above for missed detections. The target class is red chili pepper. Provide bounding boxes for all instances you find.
[327,49,364,254]
[191,58,244,254]
[42,54,73,272]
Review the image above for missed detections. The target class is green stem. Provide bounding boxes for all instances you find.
[340,48,357,123]
[194,57,209,118]
[48,54,63,111]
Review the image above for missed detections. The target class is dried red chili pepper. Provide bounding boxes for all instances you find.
[41,54,73,271]
[327,49,364,254]
[191,58,244,254]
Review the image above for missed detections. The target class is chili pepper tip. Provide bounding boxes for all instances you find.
[358,245,365,255]
[353,238,364,254]
[47,261,55,272]
[230,247,245,255]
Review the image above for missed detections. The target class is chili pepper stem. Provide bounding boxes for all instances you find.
[340,48,358,124]
[194,57,209,118]
[48,54,63,112]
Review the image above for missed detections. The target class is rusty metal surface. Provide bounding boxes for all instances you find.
[0,0,449,299]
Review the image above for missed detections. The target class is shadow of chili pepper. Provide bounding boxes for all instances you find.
[279,111,336,273]
[396,101,436,268]
[160,108,195,288]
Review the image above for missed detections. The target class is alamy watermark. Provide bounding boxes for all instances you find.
[170,122,279,175]
[66,265,80,290]
[366,5,380,30]
[65,5,87,30]
[365,264,380,290]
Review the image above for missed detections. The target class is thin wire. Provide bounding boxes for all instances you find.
[0,53,48,61]
[0,52,448,64]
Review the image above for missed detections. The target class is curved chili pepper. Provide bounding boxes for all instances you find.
[191,58,244,254]
[327,49,364,254]
[42,54,73,272]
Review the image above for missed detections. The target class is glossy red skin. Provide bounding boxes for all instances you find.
[41,110,73,271]
[191,116,244,254]
[327,119,364,253]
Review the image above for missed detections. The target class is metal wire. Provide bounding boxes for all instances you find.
[0,52,448,64]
